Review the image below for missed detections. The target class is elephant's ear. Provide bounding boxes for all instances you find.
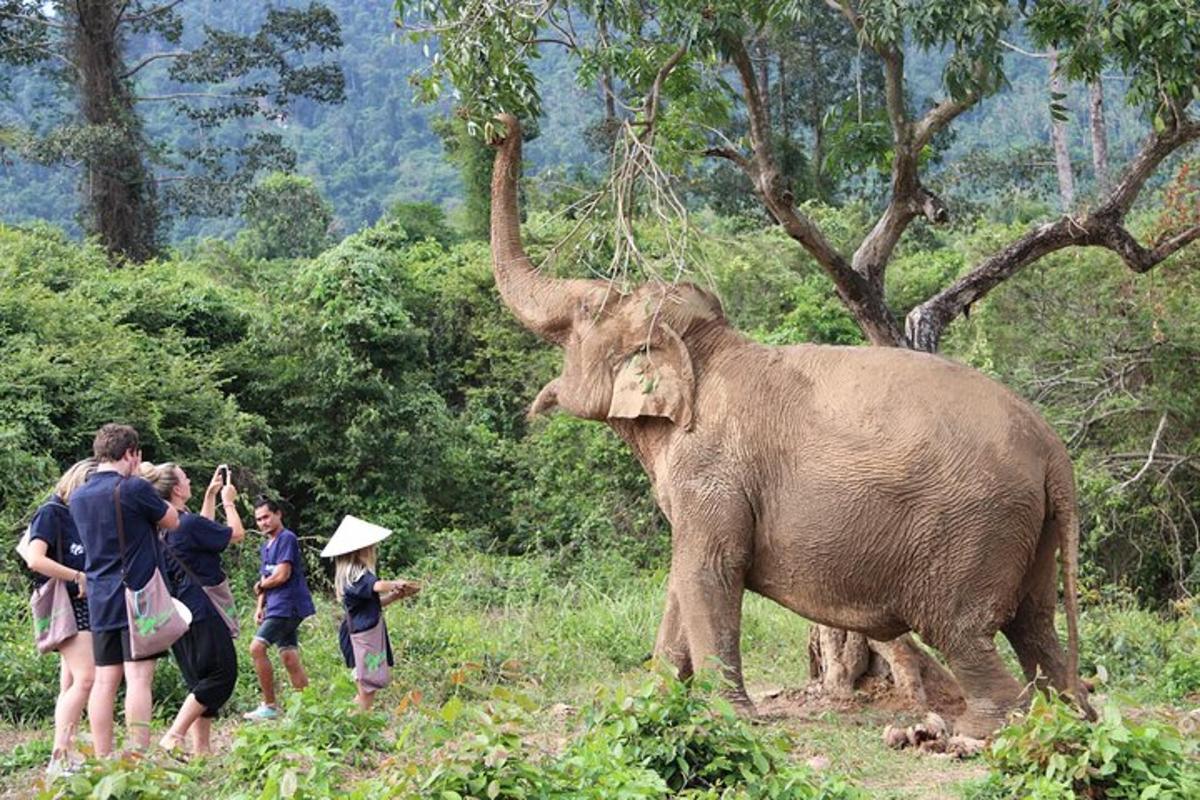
[607,323,695,430]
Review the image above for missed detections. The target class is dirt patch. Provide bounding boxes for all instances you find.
[753,676,965,722]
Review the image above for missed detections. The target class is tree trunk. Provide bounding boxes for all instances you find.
[756,35,771,130]
[1048,49,1075,211]
[1089,78,1110,196]
[72,0,160,262]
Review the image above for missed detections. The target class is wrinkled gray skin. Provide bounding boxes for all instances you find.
[489,115,1091,737]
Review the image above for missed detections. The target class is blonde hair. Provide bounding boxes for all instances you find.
[56,458,98,503]
[334,545,377,601]
[138,461,182,500]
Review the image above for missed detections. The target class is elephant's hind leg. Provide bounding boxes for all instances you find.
[1001,528,1069,694]
[938,634,1023,738]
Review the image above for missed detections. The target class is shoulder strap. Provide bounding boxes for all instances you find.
[161,529,205,588]
[50,500,66,564]
[113,480,129,582]
[161,524,224,616]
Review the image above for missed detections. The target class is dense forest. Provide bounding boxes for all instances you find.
[1,1,1198,798]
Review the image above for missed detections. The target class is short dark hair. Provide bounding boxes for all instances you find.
[253,495,282,513]
[93,423,140,462]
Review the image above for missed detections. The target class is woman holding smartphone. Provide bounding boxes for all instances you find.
[139,463,244,755]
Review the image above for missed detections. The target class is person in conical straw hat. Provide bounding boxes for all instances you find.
[322,515,420,710]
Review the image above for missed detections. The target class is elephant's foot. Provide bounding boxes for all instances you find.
[725,685,757,717]
[953,701,1009,739]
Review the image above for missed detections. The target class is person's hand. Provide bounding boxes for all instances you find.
[75,571,87,599]
[253,579,264,596]
[220,483,238,506]
[255,607,265,624]
[394,579,421,599]
[206,466,224,496]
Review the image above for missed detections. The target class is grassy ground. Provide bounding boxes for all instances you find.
[1,549,1197,798]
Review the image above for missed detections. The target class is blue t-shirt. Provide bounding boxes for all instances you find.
[337,569,392,668]
[28,495,86,598]
[259,529,315,619]
[341,570,382,633]
[70,472,170,632]
[163,512,232,623]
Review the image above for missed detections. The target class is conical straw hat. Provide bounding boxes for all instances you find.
[320,515,392,558]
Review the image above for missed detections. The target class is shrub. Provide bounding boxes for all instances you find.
[0,587,61,724]
[968,693,1200,799]
[223,677,389,799]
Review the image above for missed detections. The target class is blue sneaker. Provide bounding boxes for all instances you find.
[242,704,280,722]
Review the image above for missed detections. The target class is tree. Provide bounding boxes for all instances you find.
[399,0,1200,707]
[0,1,345,262]
[236,172,334,260]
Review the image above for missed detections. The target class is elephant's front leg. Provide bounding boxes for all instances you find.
[657,520,754,713]
[654,588,693,679]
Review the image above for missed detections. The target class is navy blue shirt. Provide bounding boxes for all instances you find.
[70,472,170,632]
[338,570,392,668]
[163,512,232,623]
[28,495,86,598]
[259,529,315,619]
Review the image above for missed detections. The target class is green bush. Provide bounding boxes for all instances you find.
[967,693,1200,800]
[379,671,863,800]
[0,586,62,724]
[223,677,390,799]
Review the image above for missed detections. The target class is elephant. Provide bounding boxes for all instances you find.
[488,114,1091,737]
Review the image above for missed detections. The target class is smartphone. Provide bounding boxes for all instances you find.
[218,465,229,486]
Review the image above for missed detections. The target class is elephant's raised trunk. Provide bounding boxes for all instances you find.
[490,114,581,344]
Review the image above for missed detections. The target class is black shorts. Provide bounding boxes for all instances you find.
[172,616,237,716]
[253,616,304,650]
[92,627,165,667]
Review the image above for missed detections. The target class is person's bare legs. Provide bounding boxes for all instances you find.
[53,634,94,758]
[89,664,123,757]
[123,659,156,751]
[160,695,207,752]
[280,648,308,691]
[50,633,94,764]
[355,686,374,711]
[190,717,213,755]
[250,638,277,707]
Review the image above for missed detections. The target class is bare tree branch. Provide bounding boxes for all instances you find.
[1096,118,1200,218]
[1115,412,1169,491]
[119,0,186,26]
[913,91,981,152]
[723,34,906,346]
[119,50,188,79]
[0,11,67,30]
[906,116,1200,351]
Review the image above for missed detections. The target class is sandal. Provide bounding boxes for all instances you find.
[157,733,189,763]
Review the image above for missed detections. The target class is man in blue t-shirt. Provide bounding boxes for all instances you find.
[243,496,316,721]
[69,423,179,756]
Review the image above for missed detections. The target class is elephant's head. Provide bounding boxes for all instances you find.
[490,114,725,431]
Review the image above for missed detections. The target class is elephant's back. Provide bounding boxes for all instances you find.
[771,343,1062,461]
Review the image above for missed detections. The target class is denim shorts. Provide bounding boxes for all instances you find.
[253,616,304,650]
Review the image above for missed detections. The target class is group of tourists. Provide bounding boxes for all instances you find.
[19,422,419,777]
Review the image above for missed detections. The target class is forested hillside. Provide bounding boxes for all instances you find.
[0,0,1152,243]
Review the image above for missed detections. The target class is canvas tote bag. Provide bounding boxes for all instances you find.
[28,504,78,654]
[348,615,390,691]
[115,481,188,658]
[162,538,239,637]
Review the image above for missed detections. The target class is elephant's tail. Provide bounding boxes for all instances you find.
[1047,467,1083,705]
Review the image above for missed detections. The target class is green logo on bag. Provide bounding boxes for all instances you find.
[135,609,175,637]
[34,608,63,636]
[364,651,386,672]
